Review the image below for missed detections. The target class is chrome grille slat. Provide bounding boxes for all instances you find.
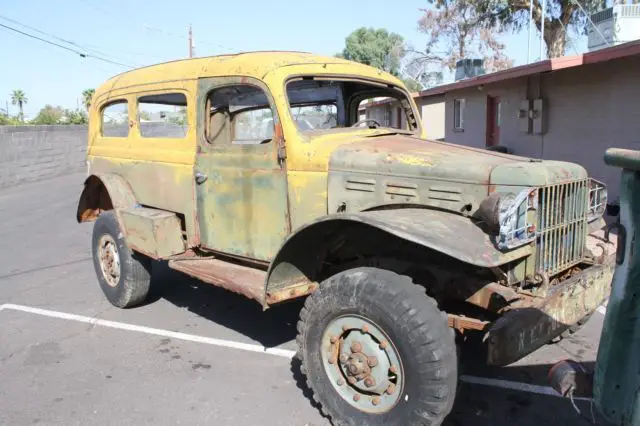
[536,179,589,276]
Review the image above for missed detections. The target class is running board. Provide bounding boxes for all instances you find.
[168,258,266,304]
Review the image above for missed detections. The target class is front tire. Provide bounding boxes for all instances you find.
[91,211,152,308]
[297,267,457,426]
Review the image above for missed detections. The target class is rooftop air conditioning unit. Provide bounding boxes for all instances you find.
[454,59,485,81]
[588,4,640,52]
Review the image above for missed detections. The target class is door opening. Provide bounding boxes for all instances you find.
[486,96,501,147]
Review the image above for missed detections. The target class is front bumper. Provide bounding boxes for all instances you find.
[486,260,614,366]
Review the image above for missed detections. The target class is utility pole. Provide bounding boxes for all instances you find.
[188,24,194,58]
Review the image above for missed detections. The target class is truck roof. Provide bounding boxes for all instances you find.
[95,51,401,100]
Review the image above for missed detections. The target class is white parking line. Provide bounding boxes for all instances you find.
[0,303,581,400]
[0,303,296,358]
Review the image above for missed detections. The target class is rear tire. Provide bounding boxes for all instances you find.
[297,267,457,426]
[91,211,152,308]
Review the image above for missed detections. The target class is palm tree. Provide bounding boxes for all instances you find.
[11,90,27,122]
[82,88,95,111]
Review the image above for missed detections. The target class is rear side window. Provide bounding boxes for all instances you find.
[138,93,188,138]
[102,101,129,137]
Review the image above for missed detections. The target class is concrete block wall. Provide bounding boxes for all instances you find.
[0,125,87,188]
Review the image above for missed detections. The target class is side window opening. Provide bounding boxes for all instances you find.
[138,93,188,138]
[101,101,129,137]
[206,85,275,146]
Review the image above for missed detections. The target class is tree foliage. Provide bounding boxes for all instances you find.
[338,27,406,76]
[30,105,87,125]
[10,89,28,122]
[82,88,95,111]
[481,0,604,58]
[413,1,513,73]
[426,0,607,59]
[31,105,65,125]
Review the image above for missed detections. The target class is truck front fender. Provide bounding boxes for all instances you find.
[264,208,532,305]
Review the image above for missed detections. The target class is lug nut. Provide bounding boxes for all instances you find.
[353,394,360,402]
[337,378,344,386]
[361,325,369,333]
[328,356,335,364]
[339,353,349,363]
[364,377,376,388]
[351,342,362,353]
[379,340,388,349]
[330,335,338,344]
[347,377,357,385]
[342,325,349,331]
[372,396,381,406]
[367,356,378,367]
[386,384,396,394]
[389,365,398,374]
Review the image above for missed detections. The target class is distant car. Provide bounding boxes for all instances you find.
[77,51,612,426]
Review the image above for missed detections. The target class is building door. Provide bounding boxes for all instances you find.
[486,96,501,147]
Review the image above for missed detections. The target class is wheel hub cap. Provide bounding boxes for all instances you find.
[321,315,403,413]
[98,234,120,287]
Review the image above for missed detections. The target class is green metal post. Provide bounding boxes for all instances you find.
[594,148,640,425]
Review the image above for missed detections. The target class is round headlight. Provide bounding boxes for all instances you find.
[477,192,515,231]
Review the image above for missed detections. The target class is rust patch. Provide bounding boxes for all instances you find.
[168,257,266,303]
[266,280,318,304]
[448,314,489,333]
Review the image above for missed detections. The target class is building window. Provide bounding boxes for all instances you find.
[453,99,465,130]
[101,101,129,137]
[138,93,188,138]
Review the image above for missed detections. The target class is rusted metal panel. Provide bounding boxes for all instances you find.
[486,259,614,366]
[448,314,489,333]
[77,173,137,223]
[349,209,531,268]
[194,76,290,262]
[266,280,318,304]
[120,207,185,258]
[168,258,266,303]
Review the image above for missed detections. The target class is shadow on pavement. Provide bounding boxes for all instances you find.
[150,260,304,348]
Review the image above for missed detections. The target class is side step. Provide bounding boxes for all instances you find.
[168,258,266,304]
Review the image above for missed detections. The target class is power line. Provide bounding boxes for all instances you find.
[0,20,134,68]
[76,0,236,54]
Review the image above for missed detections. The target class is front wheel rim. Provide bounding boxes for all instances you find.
[321,315,404,413]
[97,234,121,287]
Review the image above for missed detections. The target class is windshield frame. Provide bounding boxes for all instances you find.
[282,75,422,137]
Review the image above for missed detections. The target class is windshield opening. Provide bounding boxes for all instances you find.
[285,78,418,133]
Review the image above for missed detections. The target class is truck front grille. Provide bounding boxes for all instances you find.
[536,180,589,276]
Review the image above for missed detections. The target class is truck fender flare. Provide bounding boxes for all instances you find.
[77,173,137,223]
[264,208,532,304]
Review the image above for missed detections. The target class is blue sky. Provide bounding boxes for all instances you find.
[1,0,586,118]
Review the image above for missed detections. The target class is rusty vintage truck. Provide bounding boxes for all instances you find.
[78,51,612,426]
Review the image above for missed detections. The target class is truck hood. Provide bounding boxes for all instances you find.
[329,135,587,186]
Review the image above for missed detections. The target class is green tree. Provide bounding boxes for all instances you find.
[338,28,406,76]
[82,88,95,111]
[64,109,89,125]
[429,0,607,58]
[484,0,605,58]
[414,1,513,72]
[31,105,65,125]
[10,90,27,122]
[0,113,19,125]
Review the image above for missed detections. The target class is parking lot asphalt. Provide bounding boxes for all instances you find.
[0,173,606,425]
